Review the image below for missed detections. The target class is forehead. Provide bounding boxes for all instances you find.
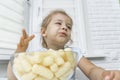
[51,13,71,22]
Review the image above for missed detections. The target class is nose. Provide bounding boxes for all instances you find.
[61,26,67,31]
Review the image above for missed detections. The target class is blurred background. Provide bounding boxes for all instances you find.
[0,0,120,80]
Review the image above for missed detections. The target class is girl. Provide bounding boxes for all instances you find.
[7,10,120,80]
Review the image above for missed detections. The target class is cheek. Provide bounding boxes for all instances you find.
[68,31,71,37]
[67,32,71,40]
[47,30,57,37]
[67,34,71,41]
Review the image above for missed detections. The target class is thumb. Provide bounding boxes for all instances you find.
[103,71,114,80]
[104,76,110,80]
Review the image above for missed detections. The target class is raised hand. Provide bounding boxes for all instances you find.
[16,29,35,52]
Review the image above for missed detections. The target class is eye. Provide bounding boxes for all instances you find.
[68,26,71,30]
[66,24,72,30]
[67,26,71,30]
[55,22,62,25]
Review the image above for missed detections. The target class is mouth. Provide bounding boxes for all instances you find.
[59,32,67,37]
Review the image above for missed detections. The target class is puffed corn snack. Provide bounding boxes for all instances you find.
[13,48,77,80]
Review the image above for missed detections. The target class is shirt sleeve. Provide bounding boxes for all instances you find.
[71,47,83,63]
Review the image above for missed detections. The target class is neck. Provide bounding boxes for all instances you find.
[46,43,64,50]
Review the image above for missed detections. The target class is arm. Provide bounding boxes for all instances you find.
[78,56,104,80]
[7,62,17,80]
[78,56,120,80]
[7,29,35,80]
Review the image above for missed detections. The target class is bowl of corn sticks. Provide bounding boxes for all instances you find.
[11,48,78,80]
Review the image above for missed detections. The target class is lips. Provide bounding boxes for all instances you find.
[59,32,67,37]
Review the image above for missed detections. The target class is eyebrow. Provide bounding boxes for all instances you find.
[55,19,72,27]
[55,19,62,22]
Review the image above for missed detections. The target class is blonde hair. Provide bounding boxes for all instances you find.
[41,10,73,48]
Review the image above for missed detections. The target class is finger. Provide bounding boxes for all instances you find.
[103,71,114,80]
[27,34,35,41]
[112,71,120,80]
[104,76,110,80]
[102,71,111,80]
[24,35,35,46]
[109,72,114,79]
[22,29,28,39]
[102,71,111,77]
[19,36,24,46]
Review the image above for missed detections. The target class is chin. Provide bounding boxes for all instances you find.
[57,38,69,44]
[58,40,67,45]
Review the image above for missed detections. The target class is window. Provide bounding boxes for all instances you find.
[30,0,120,58]
[0,0,29,60]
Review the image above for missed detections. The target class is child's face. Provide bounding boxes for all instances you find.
[42,13,72,47]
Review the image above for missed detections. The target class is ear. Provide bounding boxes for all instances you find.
[41,28,47,37]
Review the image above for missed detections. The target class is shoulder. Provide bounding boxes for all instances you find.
[67,47,82,54]
[71,47,81,52]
